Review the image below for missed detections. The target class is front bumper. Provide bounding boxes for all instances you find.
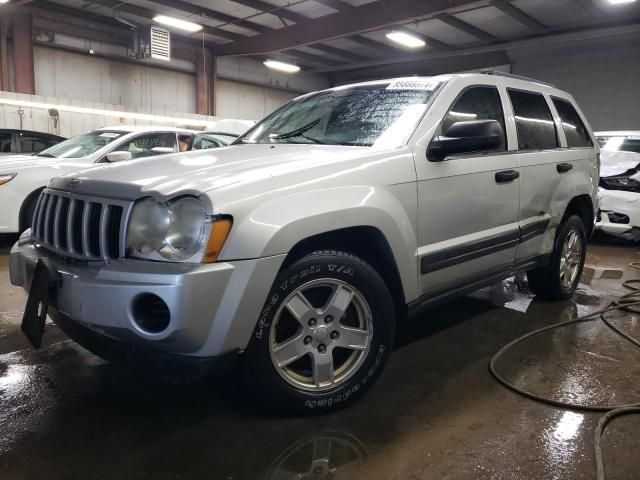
[50,309,238,382]
[595,188,640,241]
[10,236,286,364]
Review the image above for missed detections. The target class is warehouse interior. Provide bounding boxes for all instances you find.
[1,1,640,479]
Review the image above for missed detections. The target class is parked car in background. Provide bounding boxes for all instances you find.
[595,131,640,241]
[190,131,238,150]
[0,129,65,156]
[0,126,194,234]
[10,73,598,413]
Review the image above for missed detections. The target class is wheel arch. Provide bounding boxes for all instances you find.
[281,226,408,321]
[563,194,594,236]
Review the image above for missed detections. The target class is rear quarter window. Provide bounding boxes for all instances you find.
[552,98,593,148]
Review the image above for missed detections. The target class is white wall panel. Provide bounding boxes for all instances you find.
[216,79,297,121]
[34,47,197,114]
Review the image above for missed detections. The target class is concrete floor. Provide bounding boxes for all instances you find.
[0,239,639,480]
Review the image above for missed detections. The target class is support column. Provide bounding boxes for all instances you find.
[196,48,211,116]
[0,18,10,91]
[210,55,216,116]
[12,13,35,95]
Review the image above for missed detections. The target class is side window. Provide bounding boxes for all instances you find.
[552,98,593,148]
[114,133,177,159]
[508,90,558,151]
[0,133,12,153]
[178,134,192,152]
[193,135,221,150]
[441,86,506,152]
[19,136,48,153]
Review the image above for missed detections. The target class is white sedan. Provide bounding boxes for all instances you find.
[0,126,194,234]
[595,131,640,241]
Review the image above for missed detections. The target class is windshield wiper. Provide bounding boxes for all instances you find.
[270,119,321,140]
[36,152,56,158]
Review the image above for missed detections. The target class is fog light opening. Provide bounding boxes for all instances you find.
[131,293,170,333]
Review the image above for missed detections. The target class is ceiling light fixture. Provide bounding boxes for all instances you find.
[608,0,635,4]
[153,15,202,33]
[263,60,301,73]
[0,0,11,4]
[386,31,426,48]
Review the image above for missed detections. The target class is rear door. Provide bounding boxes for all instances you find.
[508,90,594,263]
[416,84,521,295]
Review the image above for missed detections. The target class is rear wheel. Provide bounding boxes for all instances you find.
[242,250,395,414]
[527,215,587,300]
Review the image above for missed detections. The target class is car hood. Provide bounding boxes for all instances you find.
[49,144,373,199]
[600,150,640,177]
[0,154,91,173]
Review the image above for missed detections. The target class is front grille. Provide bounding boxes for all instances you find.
[31,189,133,262]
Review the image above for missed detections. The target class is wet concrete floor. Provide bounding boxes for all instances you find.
[0,239,639,479]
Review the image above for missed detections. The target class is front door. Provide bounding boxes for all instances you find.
[416,85,520,295]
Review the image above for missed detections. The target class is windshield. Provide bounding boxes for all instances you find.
[235,80,442,148]
[36,131,126,158]
[597,135,640,154]
[192,133,236,150]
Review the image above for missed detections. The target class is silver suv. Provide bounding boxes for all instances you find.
[10,72,598,413]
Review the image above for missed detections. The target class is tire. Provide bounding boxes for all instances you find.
[241,250,395,414]
[527,215,587,300]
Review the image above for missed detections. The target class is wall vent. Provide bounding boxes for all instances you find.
[150,26,171,62]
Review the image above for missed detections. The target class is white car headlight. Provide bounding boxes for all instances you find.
[126,197,211,262]
[0,173,17,186]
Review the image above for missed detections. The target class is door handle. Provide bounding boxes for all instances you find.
[495,170,520,183]
[557,163,573,173]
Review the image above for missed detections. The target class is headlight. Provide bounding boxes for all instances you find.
[0,174,17,186]
[127,197,212,262]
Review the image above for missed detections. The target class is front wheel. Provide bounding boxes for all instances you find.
[241,250,395,414]
[527,215,587,300]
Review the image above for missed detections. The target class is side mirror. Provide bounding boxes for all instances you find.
[428,119,504,161]
[105,151,132,162]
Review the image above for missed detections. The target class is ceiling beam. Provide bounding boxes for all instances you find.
[308,43,369,62]
[287,48,346,66]
[82,0,247,42]
[213,0,489,56]
[435,14,498,42]
[147,0,270,33]
[228,0,308,24]
[492,1,547,32]
[153,0,371,63]
[347,34,406,55]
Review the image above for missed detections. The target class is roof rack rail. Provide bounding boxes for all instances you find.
[479,69,557,88]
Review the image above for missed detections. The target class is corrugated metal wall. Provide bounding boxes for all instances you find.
[512,46,640,131]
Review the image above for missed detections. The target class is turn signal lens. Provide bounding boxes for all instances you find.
[203,218,233,263]
[0,174,17,185]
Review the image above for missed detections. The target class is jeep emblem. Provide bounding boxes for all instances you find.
[66,178,81,187]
